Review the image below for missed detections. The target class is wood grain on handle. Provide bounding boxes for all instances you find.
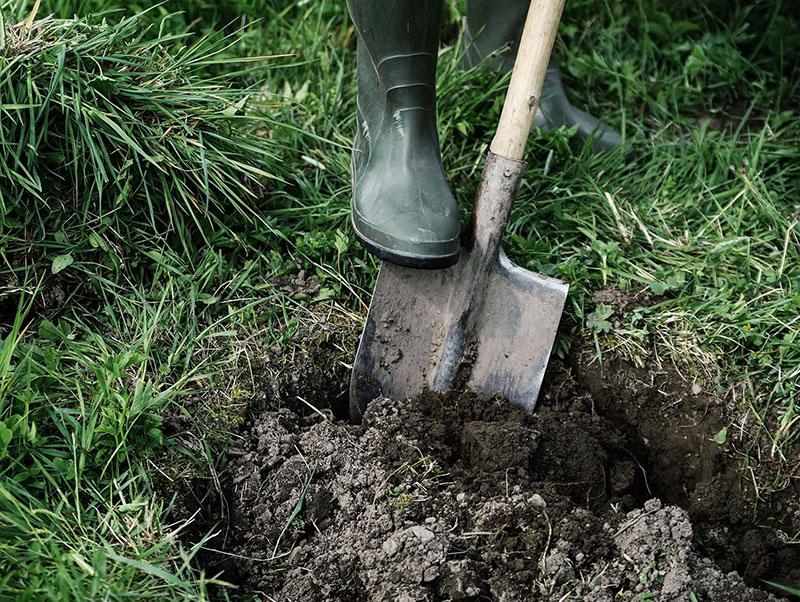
[490,0,566,161]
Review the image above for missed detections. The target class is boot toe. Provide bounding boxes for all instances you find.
[572,107,622,152]
[534,105,622,154]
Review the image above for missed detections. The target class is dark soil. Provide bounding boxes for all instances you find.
[162,309,799,601]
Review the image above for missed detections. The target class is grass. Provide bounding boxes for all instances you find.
[0,0,798,598]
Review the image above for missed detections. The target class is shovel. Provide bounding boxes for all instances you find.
[350,0,569,419]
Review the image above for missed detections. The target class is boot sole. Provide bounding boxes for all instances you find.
[351,215,460,270]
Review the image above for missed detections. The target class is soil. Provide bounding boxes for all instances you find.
[162,306,799,601]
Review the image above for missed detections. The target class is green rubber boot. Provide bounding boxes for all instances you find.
[347,0,460,269]
[464,0,622,152]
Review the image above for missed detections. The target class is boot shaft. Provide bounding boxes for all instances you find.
[346,0,460,268]
[351,0,443,151]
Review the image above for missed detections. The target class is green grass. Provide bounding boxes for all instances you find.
[0,0,798,598]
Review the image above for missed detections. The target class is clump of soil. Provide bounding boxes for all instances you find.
[196,386,790,600]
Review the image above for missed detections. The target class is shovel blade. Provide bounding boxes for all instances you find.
[350,249,568,419]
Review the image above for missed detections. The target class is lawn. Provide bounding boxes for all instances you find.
[0,0,797,599]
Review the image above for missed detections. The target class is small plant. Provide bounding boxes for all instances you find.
[394,493,416,516]
[586,304,614,335]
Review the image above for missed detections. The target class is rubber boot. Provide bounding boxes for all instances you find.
[347,0,460,269]
[463,0,622,153]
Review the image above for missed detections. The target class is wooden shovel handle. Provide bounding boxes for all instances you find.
[490,0,566,160]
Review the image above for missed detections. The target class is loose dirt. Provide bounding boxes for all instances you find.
[163,310,798,601]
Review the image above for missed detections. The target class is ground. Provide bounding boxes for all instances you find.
[163,314,798,600]
[0,0,798,600]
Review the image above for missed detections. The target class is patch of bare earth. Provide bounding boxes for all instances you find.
[161,297,798,600]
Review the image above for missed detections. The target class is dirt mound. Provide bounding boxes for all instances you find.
[209,390,787,600]
[160,302,797,600]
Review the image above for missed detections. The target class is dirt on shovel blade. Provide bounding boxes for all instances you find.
[165,345,798,601]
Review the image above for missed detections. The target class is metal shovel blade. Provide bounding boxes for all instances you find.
[350,152,569,419]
